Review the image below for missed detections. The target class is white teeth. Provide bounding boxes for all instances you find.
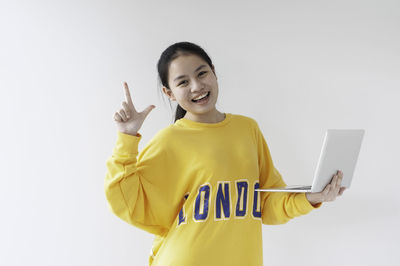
[193,92,208,101]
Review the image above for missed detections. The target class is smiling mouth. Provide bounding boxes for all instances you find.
[192,91,210,102]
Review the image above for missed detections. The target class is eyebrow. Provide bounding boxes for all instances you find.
[173,65,207,82]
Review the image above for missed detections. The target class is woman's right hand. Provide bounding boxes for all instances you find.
[113,81,156,136]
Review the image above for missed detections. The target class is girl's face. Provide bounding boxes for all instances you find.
[163,54,221,122]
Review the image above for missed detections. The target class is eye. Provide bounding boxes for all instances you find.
[178,80,188,86]
[199,71,207,76]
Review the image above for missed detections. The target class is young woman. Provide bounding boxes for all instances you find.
[105,41,345,266]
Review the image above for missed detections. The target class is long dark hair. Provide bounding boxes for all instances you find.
[157,41,215,122]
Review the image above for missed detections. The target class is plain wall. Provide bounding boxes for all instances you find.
[1,0,399,265]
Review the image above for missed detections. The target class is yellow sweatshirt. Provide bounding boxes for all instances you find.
[104,113,321,266]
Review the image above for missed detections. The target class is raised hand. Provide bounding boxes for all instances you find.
[305,170,346,205]
[113,81,156,136]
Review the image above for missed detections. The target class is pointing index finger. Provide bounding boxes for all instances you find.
[123,81,133,105]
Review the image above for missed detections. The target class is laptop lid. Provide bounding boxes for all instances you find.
[310,129,365,192]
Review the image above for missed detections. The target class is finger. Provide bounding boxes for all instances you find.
[330,174,339,190]
[325,184,337,201]
[142,105,156,118]
[123,82,134,108]
[114,112,123,122]
[338,187,346,196]
[322,184,331,197]
[119,109,128,121]
[336,174,343,192]
[338,171,344,184]
[330,174,343,200]
[333,174,342,195]
[122,101,131,119]
[336,171,344,186]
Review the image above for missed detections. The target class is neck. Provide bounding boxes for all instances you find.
[183,110,225,124]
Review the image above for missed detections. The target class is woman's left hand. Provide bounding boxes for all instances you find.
[305,170,346,205]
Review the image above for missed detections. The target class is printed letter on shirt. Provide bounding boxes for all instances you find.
[178,193,190,226]
[215,181,231,221]
[235,180,249,218]
[252,182,261,219]
[194,184,211,222]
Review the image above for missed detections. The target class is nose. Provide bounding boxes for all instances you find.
[191,78,204,92]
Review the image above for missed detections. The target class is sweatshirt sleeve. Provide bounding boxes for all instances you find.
[253,122,322,225]
[104,130,181,236]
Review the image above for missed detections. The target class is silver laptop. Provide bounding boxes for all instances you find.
[255,129,365,193]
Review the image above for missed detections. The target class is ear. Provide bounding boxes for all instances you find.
[211,64,217,80]
[162,86,176,101]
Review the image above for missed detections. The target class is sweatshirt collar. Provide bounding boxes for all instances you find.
[175,113,232,128]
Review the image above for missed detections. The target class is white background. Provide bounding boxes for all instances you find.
[1,0,399,265]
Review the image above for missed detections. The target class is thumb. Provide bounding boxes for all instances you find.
[142,105,156,118]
